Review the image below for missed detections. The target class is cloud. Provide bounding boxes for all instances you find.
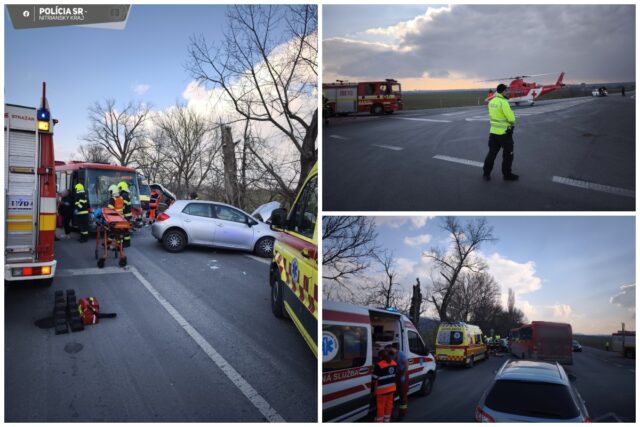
[610,283,636,313]
[132,84,150,95]
[404,233,432,247]
[324,5,635,84]
[545,304,572,320]
[484,252,542,296]
[375,216,433,229]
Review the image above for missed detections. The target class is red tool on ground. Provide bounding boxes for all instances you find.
[95,208,131,268]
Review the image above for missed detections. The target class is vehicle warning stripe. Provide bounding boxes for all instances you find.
[323,310,369,325]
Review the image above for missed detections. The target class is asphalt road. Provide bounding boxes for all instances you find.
[324,96,635,211]
[403,347,635,422]
[5,227,317,422]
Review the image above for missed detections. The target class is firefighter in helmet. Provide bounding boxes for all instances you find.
[107,184,124,216]
[483,83,519,181]
[117,181,132,247]
[74,183,89,243]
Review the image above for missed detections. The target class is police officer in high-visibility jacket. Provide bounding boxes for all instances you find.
[117,181,132,247]
[483,84,519,181]
[372,349,398,423]
[74,183,89,242]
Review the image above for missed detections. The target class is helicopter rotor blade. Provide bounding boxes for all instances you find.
[476,72,559,83]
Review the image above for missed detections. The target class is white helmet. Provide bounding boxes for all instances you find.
[108,184,119,196]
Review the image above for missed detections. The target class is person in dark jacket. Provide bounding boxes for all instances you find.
[58,189,74,239]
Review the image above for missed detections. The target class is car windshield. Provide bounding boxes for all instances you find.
[437,330,464,345]
[485,380,580,419]
[85,169,140,208]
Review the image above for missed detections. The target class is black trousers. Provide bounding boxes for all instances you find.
[76,213,89,240]
[483,132,514,176]
[62,213,73,235]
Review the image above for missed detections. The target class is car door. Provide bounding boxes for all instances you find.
[211,204,255,249]
[180,202,216,245]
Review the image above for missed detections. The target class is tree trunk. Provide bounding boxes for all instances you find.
[295,108,318,195]
[221,125,239,207]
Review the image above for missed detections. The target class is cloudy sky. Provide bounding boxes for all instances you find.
[5,5,315,162]
[324,5,636,90]
[369,216,635,335]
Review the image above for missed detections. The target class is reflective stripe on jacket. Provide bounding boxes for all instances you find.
[121,191,132,218]
[75,191,89,215]
[372,360,398,395]
[488,93,515,135]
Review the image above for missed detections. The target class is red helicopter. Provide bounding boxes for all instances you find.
[483,72,565,106]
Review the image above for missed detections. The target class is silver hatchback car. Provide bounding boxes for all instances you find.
[476,359,590,422]
[151,200,277,257]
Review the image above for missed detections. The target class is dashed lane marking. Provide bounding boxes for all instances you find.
[373,144,404,151]
[552,176,635,199]
[56,266,286,422]
[395,117,452,123]
[433,154,483,168]
[328,134,349,140]
[441,110,475,116]
[245,254,271,265]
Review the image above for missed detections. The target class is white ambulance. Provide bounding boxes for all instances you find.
[322,300,437,422]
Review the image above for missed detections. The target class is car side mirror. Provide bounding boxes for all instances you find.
[270,208,287,229]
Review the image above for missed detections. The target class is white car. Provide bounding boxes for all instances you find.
[151,200,277,257]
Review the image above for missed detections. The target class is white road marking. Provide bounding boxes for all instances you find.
[441,110,474,116]
[128,266,286,422]
[552,176,635,198]
[373,144,404,151]
[433,154,483,168]
[395,117,452,123]
[56,267,129,277]
[245,254,271,265]
[328,134,349,140]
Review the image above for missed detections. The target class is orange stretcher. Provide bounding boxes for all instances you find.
[94,208,131,268]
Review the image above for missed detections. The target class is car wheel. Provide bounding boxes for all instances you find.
[255,237,275,258]
[271,278,285,318]
[418,372,435,396]
[162,229,186,253]
[371,104,384,115]
[466,356,474,368]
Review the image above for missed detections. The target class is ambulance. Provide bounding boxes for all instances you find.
[323,301,437,422]
[435,322,487,368]
[269,163,318,355]
[4,83,57,286]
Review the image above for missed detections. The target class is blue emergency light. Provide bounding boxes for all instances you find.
[37,108,50,121]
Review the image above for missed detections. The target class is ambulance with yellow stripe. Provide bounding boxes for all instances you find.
[323,301,437,422]
[435,321,487,368]
[4,83,57,286]
[269,163,318,355]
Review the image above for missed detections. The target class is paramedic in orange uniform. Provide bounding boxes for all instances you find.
[372,349,397,423]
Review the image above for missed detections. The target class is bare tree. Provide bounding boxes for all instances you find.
[362,250,404,310]
[424,217,497,321]
[186,5,318,202]
[132,133,168,184]
[76,142,112,164]
[448,271,500,323]
[410,278,423,327]
[154,103,221,198]
[508,288,516,315]
[84,99,151,166]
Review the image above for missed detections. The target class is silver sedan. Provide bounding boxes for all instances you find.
[151,200,277,257]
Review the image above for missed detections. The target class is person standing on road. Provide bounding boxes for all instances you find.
[621,86,626,97]
[58,189,74,239]
[74,183,89,242]
[605,341,610,351]
[148,190,159,224]
[118,181,132,247]
[190,191,199,200]
[388,343,409,421]
[483,83,519,181]
[372,349,398,423]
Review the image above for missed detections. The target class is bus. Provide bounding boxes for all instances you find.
[510,321,573,365]
[55,162,142,231]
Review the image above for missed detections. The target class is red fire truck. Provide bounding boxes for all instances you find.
[323,79,403,115]
[4,83,57,286]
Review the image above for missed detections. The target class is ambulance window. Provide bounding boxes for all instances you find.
[287,176,317,239]
[323,325,368,372]
[183,203,212,218]
[408,331,427,356]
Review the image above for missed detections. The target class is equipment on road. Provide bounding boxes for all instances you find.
[592,86,609,97]
[510,321,573,365]
[323,79,403,115]
[482,72,566,106]
[5,83,57,286]
[269,163,318,355]
[611,330,635,358]
[93,207,131,268]
[322,301,437,422]
[435,322,488,367]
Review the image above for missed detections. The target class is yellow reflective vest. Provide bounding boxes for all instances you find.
[488,93,516,135]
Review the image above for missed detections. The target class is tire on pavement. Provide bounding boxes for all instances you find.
[162,229,187,253]
[254,237,275,258]
[418,372,435,396]
[271,278,285,318]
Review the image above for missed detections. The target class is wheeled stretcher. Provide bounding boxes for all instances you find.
[94,208,131,268]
